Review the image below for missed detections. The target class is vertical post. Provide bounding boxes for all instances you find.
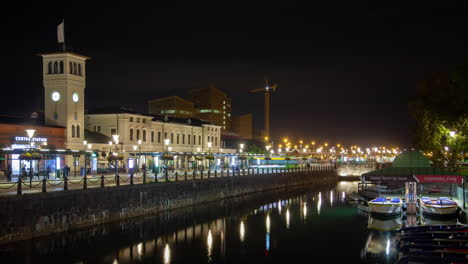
[64,176,68,191]
[193,170,196,180]
[143,170,147,184]
[42,178,46,193]
[130,173,134,185]
[83,175,87,189]
[17,177,22,195]
[208,170,211,178]
[165,169,169,182]
[175,172,179,181]
[463,177,466,209]
[215,170,217,178]
[116,174,120,186]
[101,174,104,188]
[184,171,187,181]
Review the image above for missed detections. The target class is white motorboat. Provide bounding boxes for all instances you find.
[419,197,459,216]
[367,197,402,215]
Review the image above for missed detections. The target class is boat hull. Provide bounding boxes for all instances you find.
[368,202,402,215]
[419,199,458,216]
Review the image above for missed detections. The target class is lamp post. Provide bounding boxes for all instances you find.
[112,135,120,177]
[266,145,271,168]
[137,139,142,173]
[164,139,170,179]
[88,143,92,175]
[207,142,212,170]
[25,129,35,183]
[239,143,244,169]
[83,140,88,177]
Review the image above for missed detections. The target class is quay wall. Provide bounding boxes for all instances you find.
[0,170,338,244]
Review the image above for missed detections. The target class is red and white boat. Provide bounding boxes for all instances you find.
[419,197,459,216]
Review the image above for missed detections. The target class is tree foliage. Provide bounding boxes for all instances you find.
[408,60,468,171]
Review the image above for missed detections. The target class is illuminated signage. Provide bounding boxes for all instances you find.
[14,136,48,142]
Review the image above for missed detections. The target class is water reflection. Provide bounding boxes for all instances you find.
[4,181,393,264]
[240,221,245,242]
[368,215,402,231]
[163,243,170,264]
[419,214,459,226]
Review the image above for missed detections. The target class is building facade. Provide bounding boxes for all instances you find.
[187,85,232,132]
[147,96,195,118]
[231,113,253,139]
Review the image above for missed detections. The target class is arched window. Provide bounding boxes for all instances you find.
[59,61,64,73]
[69,62,73,74]
[182,134,185,144]
[199,135,201,145]
[78,64,82,76]
[143,130,146,142]
[73,63,77,75]
[48,62,53,74]
[76,125,81,138]
[188,134,191,145]
[71,125,75,138]
[53,61,58,74]
[215,137,217,146]
[176,134,179,144]
[130,128,134,141]
[171,133,174,143]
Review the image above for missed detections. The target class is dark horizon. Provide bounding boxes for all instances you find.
[6,4,468,148]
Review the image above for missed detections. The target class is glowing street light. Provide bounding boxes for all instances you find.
[25,129,36,180]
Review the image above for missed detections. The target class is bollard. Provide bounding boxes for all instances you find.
[227,169,230,177]
[257,168,259,175]
[193,170,196,180]
[42,178,47,193]
[208,170,211,178]
[165,170,169,182]
[184,171,187,181]
[116,175,120,186]
[130,173,134,185]
[101,174,105,188]
[64,176,68,191]
[262,168,265,175]
[143,171,147,184]
[17,177,22,195]
[83,175,87,189]
[238,169,241,177]
[215,170,217,178]
[242,169,245,176]
[175,172,179,181]
[221,170,224,177]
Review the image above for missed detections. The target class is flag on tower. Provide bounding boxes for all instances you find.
[57,20,65,43]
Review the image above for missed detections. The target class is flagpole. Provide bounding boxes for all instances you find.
[62,19,66,52]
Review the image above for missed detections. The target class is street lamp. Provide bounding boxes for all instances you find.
[112,135,120,177]
[25,129,35,181]
[266,145,271,167]
[164,139,170,177]
[137,139,142,172]
[207,142,212,170]
[239,143,244,169]
[83,140,88,177]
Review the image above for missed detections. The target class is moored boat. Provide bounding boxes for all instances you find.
[419,197,459,216]
[367,197,402,215]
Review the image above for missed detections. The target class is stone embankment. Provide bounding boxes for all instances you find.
[337,162,375,177]
[0,170,338,244]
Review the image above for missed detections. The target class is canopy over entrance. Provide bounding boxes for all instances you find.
[361,150,461,183]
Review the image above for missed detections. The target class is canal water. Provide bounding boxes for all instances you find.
[1,181,462,263]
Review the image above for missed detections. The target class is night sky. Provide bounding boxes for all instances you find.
[5,4,468,147]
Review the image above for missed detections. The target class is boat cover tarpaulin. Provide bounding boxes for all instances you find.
[414,175,462,184]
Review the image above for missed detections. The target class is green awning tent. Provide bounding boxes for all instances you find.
[362,150,461,183]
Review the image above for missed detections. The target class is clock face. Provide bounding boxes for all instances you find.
[51,91,60,102]
[72,92,79,102]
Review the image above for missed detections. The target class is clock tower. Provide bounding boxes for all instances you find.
[40,52,90,152]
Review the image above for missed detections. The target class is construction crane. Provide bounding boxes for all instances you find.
[250,79,277,140]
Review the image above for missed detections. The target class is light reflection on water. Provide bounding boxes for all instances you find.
[2,181,425,263]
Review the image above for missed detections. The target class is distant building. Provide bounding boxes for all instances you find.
[148,96,196,118]
[231,113,253,139]
[187,85,232,132]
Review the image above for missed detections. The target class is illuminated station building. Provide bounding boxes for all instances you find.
[0,51,237,177]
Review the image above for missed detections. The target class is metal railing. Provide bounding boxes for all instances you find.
[0,164,336,196]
